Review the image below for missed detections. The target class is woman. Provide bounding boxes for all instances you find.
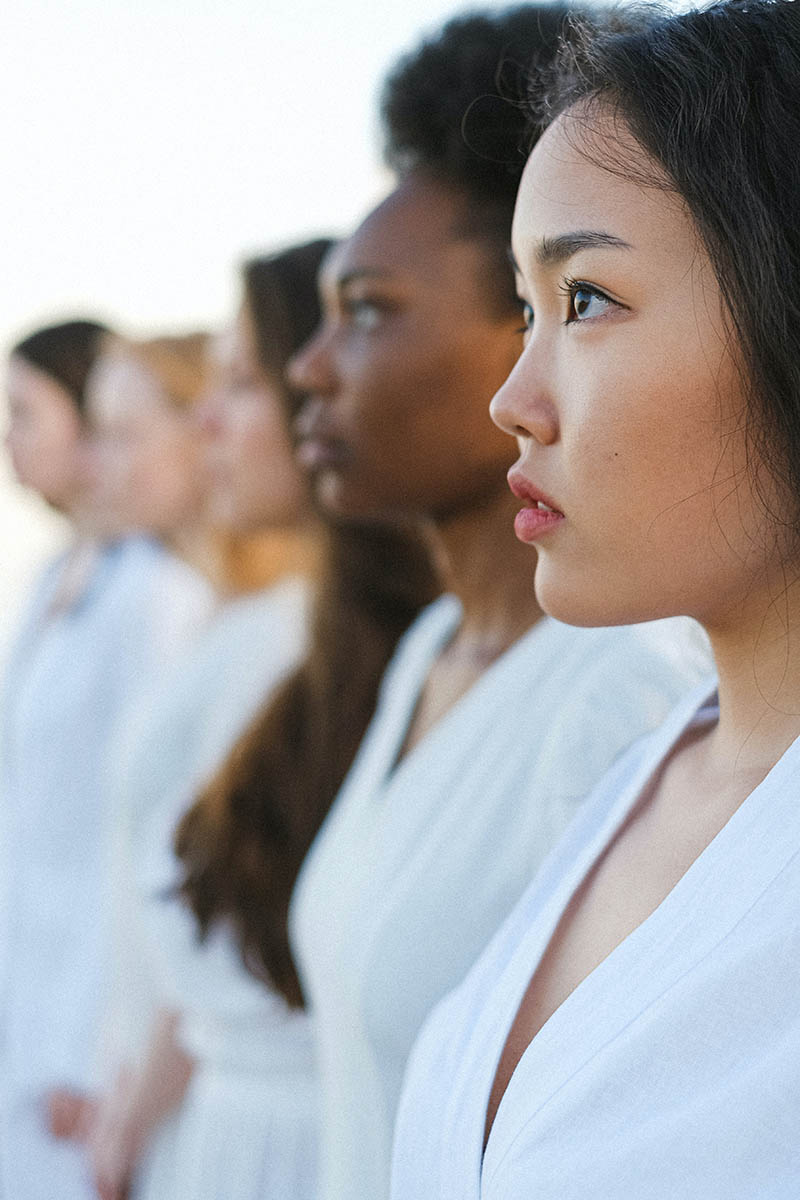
[87,331,225,587]
[285,9,711,1200]
[88,241,438,1200]
[85,249,326,1199]
[391,4,800,1196]
[0,322,212,1200]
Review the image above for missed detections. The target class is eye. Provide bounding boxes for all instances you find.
[343,298,385,332]
[516,301,534,336]
[563,280,615,324]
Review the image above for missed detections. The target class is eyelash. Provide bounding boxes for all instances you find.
[559,277,618,325]
[517,278,621,333]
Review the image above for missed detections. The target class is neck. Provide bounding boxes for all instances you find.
[164,523,225,589]
[218,525,323,599]
[433,486,543,654]
[703,565,800,774]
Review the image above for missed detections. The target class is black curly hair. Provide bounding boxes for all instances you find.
[381,5,580,313]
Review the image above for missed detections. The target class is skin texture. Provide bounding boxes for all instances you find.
[289,172,525,525]
[5,355,86,512]
[198,304,307,533]
[491,109,785,632]
[86,350,207,538]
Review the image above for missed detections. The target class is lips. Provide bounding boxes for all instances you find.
[295,435,349,471]
[293,400,351,472]
[507,468,564,544]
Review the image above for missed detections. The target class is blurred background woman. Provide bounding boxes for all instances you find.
[86,240,430,1200]
[166,258,442,1192]
[0,321,213,1200]
[83,284,321,1197]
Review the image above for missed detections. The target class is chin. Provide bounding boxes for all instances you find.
[312,474,382,523]
[533,562,660,630]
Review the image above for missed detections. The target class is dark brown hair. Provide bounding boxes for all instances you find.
[13,319,109,417]
[241,239,334,423]
[174,245,440,1006]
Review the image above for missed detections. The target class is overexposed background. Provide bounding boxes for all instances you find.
[1,0,525,654]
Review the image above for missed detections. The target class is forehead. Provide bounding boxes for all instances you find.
[511,110,693,270]
[88,351,164,422]
[208,326,237,368]
[7,355,71,410]
[321,175,469,288]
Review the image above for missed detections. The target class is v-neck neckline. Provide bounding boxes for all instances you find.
[380,610,555,792]
[474,680,800,1185]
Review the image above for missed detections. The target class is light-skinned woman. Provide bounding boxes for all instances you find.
[392,4,800,1196]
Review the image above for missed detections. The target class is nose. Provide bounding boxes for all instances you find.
[287,324,336,398]
[489,342,559,446]
[194,387,225,435]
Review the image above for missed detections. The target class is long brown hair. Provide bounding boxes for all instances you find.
[174,244,441,1007]
[175,518,439,1006]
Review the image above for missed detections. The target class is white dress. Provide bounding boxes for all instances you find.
[391,681,800,1198]
[0,538,214,1200]
[105,578,319,1200]
[289,595,712,1200]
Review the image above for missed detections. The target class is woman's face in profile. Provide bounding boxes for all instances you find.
[491,108,785,630]
[289,173,524,524]
[4,354,86,511]
[198,306,307,533]
[85,350,206,538]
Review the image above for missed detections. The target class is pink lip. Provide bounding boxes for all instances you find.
[295,436,348,471]
[507,470,564,544]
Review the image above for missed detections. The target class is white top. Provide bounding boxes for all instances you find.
[0,537,214,1102]
[105,577,313,1075]
[392,682,800,1199]
[290,595,712,1200]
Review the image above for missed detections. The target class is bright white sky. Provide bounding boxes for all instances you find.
[1,0,532,640]
[0,0,659,645]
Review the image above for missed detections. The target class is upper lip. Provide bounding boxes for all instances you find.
[294,401,344,448]
[506,468,563,515]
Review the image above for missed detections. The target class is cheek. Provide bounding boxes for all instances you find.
[32,427,81,487]
[156,427,203,475]
[240,409,285,462]
[339,345,415,445]
[544,375,759,625]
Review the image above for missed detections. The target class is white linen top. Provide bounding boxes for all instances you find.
[290,595,712,1200]
[391,682,800,1199]
[0,537,214,1100]
[105,577,312,1074]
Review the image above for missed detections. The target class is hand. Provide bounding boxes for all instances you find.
[45,1087,97,1141]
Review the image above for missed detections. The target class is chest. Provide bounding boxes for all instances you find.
[484,741,755,1145]
[399,653,487,760]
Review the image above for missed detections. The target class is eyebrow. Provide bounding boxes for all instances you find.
[336,267,392,290]
[507,232,632,276]
[536,231,632,267]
